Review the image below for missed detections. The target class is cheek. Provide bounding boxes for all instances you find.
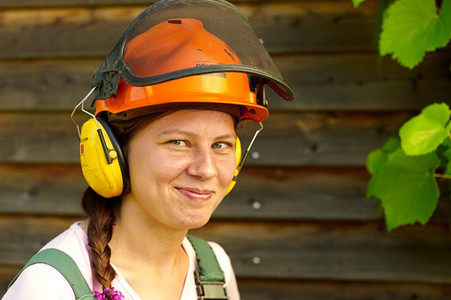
[127,148,148,190]
[126,141,159,188]
[219,157,238,185]
[128,145,187,187]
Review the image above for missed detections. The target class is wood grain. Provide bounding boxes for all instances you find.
[0,2,378,59]
[0,111,411,165]
[1,53,450,112]
[2,164,451,222]
[1,217,451,284]
[3,274,451,299]
[237,279,451,300]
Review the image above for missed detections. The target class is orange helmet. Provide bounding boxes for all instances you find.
[95,19,268,122]
[91,0,293,122]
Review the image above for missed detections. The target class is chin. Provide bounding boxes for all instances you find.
[177,213,212,230]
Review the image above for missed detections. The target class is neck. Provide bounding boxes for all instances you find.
[108,197,188,272]
[105,195,190,299]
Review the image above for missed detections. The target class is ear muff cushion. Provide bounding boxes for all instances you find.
[226,137,241,195]
[79,118,128,198]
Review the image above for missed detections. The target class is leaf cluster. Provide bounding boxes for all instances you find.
[366,104,451,231]
[351,0,451,231]
[353,0,451,69]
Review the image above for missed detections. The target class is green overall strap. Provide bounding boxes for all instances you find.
[8,248,94,300]
[187,234,228,300]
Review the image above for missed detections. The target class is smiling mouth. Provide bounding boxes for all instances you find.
[175,187,214,202]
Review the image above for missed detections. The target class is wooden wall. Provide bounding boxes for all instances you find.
[2,0,451,299]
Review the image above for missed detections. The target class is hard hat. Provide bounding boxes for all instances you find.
[91,0,294,121]
[96,18,268,122]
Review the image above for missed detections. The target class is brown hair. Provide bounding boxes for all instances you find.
[82,188,120,289]
[81,113,162,294]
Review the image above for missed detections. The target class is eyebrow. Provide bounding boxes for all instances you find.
[159,129,236,140]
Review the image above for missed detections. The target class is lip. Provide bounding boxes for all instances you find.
[175,187,214,202]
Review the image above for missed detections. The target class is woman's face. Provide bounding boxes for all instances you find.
[123,109,237,231]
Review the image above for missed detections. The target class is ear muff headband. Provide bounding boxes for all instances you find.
[225,137,241,195]
[80,118,129,198]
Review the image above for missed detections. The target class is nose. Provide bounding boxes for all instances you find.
[187,147,217,180]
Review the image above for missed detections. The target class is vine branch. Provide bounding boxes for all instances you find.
[434,173,451,180]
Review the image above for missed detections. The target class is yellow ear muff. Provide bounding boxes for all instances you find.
[225,137,241,195]
[79,118,126,198]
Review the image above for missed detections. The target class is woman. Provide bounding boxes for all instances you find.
[3,0,293,299]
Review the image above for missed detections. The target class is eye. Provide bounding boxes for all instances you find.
[169,140,188,147]
[212,142,232,150]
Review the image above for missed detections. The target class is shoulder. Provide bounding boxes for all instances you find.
[41,222,95,287]
[42,222,89,256]
[3,263,75,300]
[207,241,241,300]
[182,236,241,300]
[4,222,96,299]
[207,241,231,266]
[184,237,234,276]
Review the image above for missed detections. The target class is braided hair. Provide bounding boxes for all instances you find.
[82,188,120,289]
[81,113,163,297]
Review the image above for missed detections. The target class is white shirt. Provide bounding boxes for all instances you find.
[3,222,240,300]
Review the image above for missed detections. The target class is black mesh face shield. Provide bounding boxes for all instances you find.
[90,0,294,104]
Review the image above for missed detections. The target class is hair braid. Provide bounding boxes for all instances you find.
[82,187,121,291]
[80,113,163,296]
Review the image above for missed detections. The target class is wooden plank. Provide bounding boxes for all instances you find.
[0,266,20,296]
[222,167,451,222]
[2,272,450,300]
[247,111,409,166]
[0,217,78,266]
[0,0,314,8]
[0,165,377,219]
[194,221,451,284]
[2,216,451,283]
[2,164,450,221]
[1,274,451,300]
[1,53,451,111]
[1,0,147,7]
[241,1,378,54]
[269,53,451,111]
[0,111,410,165]
[237,279,451,300]
[0,8,129,58]
[0,164,86,216]
[0,59,96,111]
[0,113,80,164]
[0,2,378,59]
[270,79,451,111]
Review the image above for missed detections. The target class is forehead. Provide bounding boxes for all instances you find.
[144,109,236,135]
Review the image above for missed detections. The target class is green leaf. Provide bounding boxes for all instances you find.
[399,103,451,156]
[367,137,400,175]
[444,148,451,175]
[367,149,440,231]
[351,0,367,8]
[379,0,451,68]
[366,138,401,199]
[375,0,392,47]
[442,138,451,175]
